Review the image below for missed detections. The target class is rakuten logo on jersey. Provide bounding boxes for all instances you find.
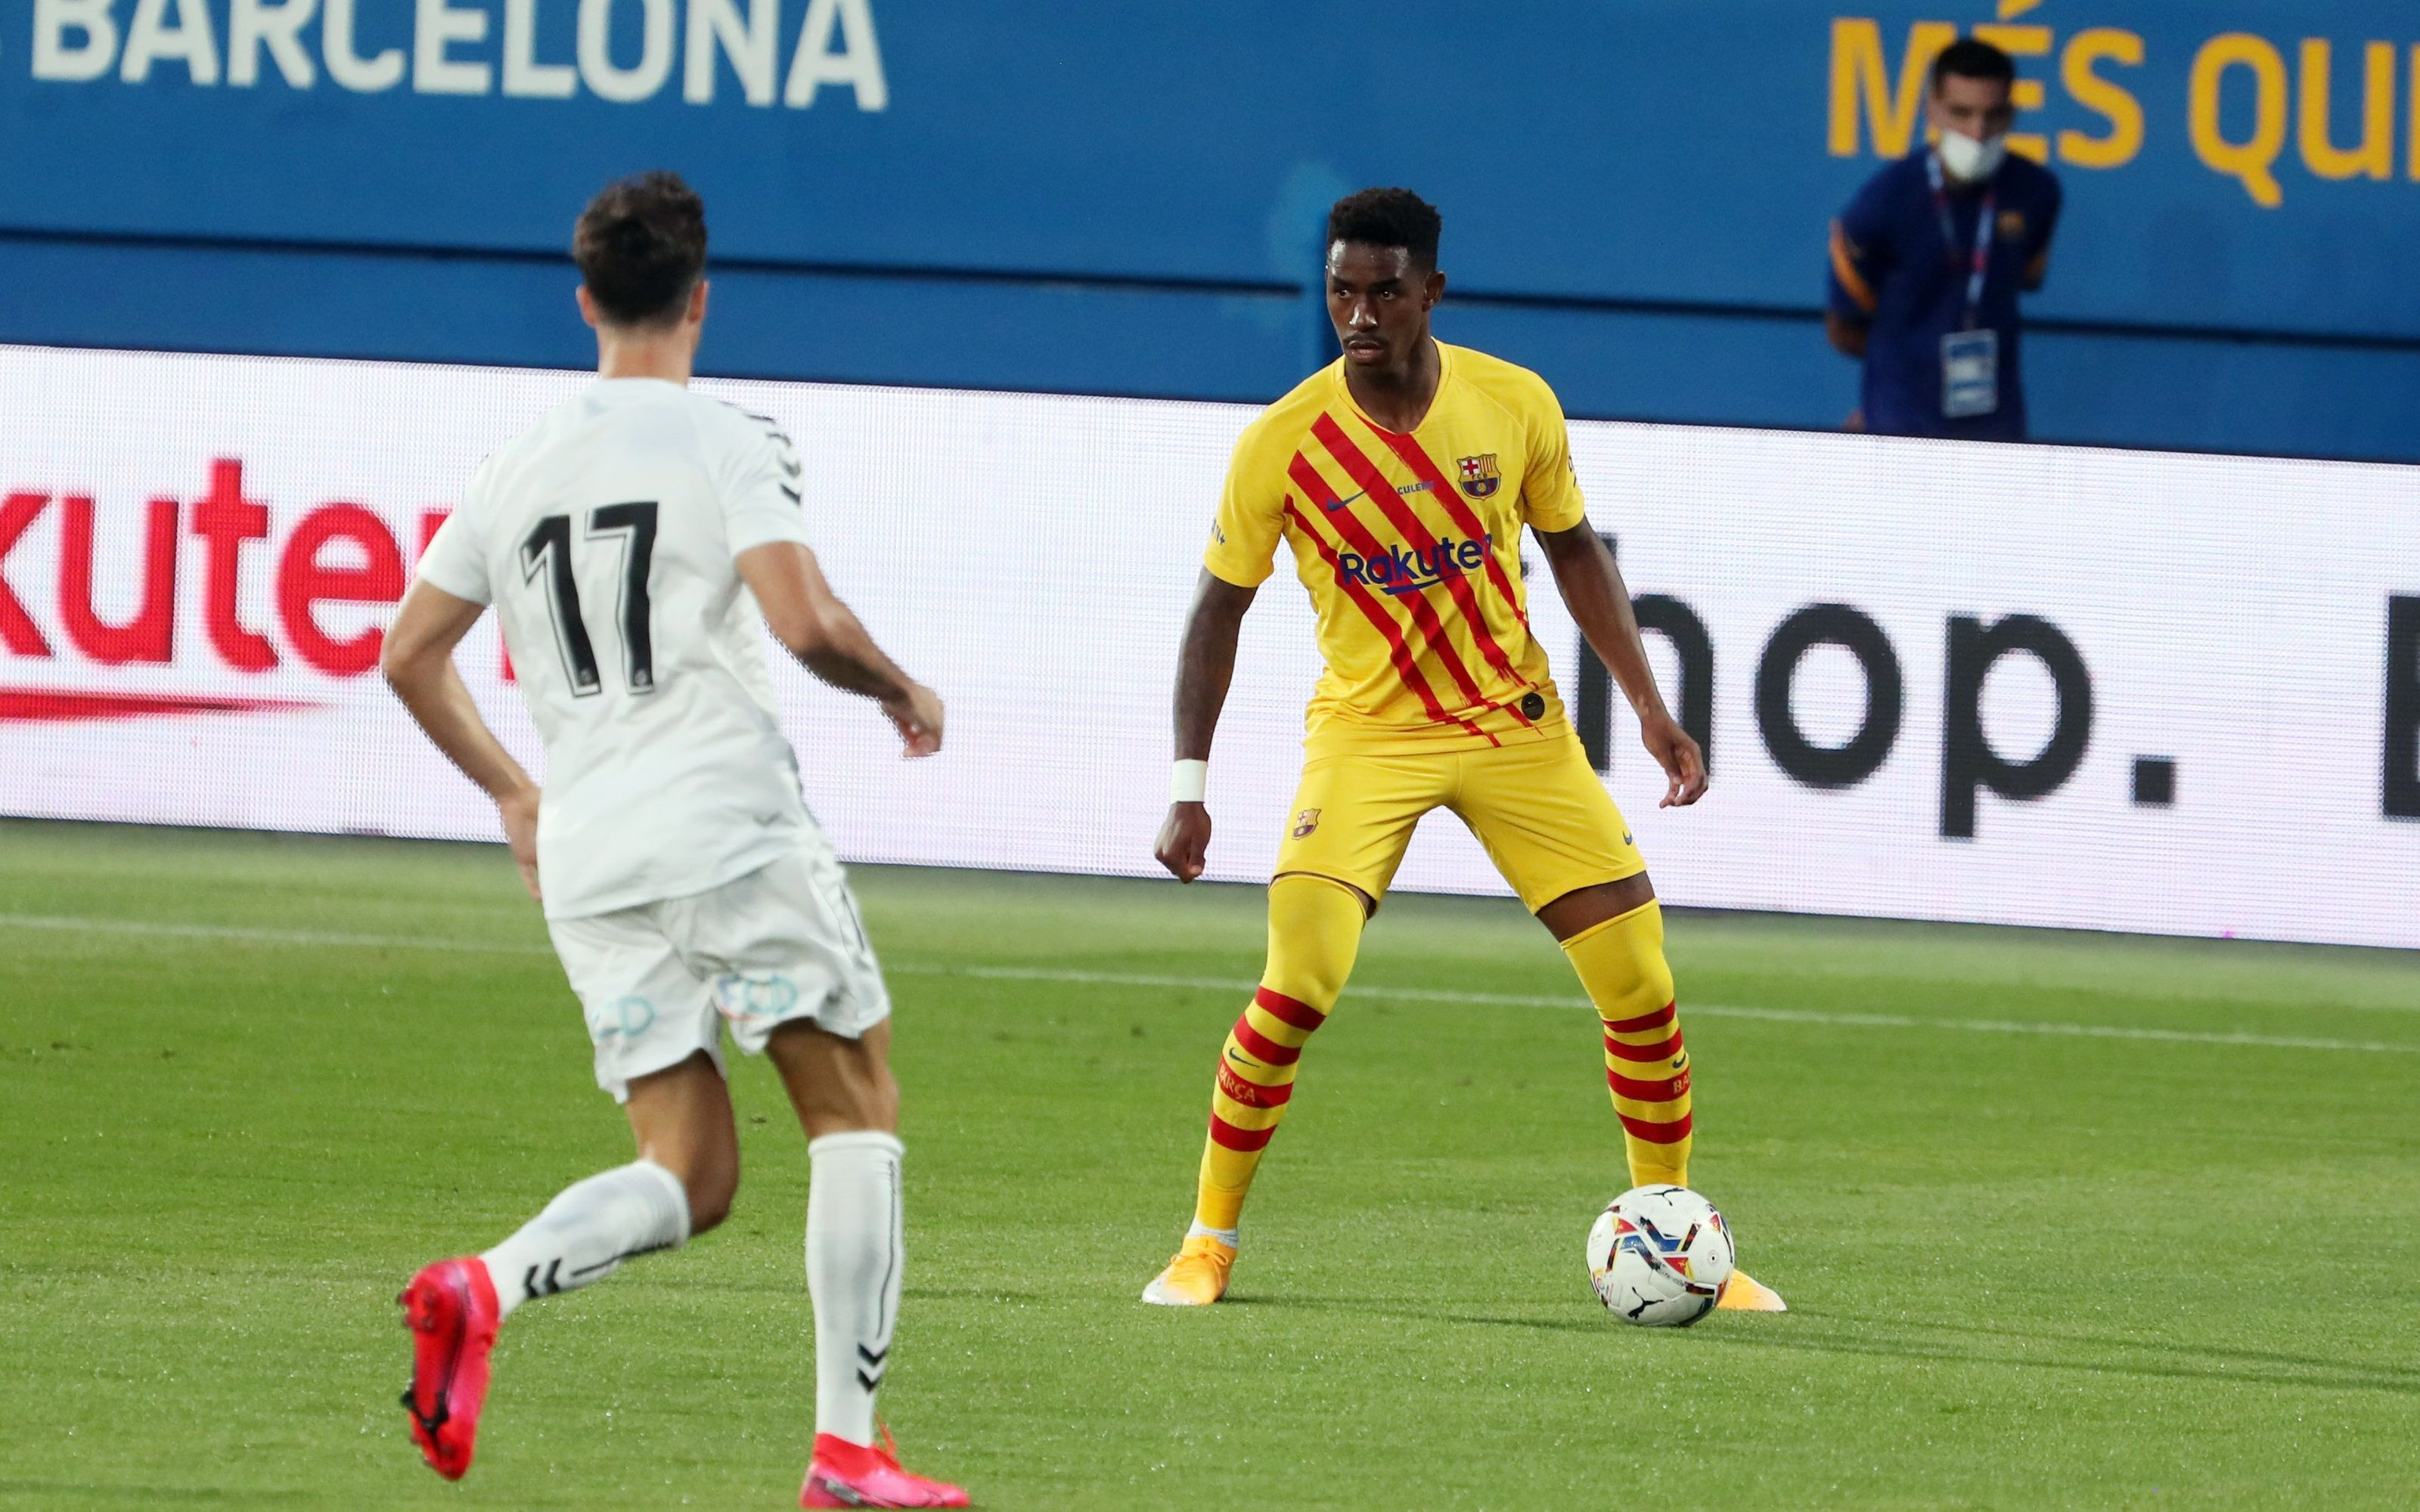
[0,458,445,708]
[1337,534,1491,596]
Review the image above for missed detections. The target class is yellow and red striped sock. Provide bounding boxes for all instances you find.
[1193,874,1364,1235]
[1560,900,1692,1188]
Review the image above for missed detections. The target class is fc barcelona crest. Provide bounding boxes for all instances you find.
[1292,808,1323,839]
[1456,454,1501,499]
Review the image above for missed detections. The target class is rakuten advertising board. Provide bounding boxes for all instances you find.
[1,346,2412,948]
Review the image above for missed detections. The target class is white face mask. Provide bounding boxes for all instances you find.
[1938,128,2008,184]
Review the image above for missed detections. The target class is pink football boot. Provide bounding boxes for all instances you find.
[398,1256,501,1479]
[802,1427,970,1508]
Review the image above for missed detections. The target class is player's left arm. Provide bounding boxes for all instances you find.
[1517,386,1705,808]
[1536,525,1705,809]
[382,581,544,899]
[718,417,942,757]
[1826,175,1891,357]
[737,541,942,758]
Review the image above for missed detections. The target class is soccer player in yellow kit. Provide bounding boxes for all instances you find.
[1144,187,1783,1312]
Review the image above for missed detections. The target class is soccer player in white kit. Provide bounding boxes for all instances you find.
[380,172,967,1509]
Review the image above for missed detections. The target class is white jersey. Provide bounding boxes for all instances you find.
[416,378,818,920]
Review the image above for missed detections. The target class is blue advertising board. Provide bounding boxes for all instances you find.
[3,1,2418,454]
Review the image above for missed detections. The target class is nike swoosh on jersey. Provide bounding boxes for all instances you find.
[1323,488,1367,513]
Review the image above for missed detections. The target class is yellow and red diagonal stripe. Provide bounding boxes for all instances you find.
[1286,452,1494,707]
[1364,423,1536,637]
[1313,414,1534,688]
[1280,496,1486,740]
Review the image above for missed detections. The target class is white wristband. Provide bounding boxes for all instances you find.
[1170,758,1208,804]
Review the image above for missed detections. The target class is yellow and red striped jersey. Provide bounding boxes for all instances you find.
[1205,342,1590,752]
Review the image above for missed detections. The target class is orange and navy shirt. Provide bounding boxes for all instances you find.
[1206,342,1589,753]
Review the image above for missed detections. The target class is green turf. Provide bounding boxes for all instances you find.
[3,818,2416,1510]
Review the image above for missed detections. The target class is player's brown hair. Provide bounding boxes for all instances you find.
[1931,38,2017,92]
[1327,187,1443,270]
[572,171,709,327]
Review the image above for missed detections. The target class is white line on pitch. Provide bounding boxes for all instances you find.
[0,912,555,956]
[903,963,2420,1057]
[5,913,2412,1057]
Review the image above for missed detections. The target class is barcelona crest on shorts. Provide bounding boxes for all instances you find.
[1457,454,1501,499]
[1292,808,1322,838]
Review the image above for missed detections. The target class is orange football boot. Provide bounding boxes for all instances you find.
[1717,1270,1789,1312]
[1140,1234,1236,1306]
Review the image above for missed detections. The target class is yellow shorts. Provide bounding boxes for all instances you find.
[1274,732,1646,912]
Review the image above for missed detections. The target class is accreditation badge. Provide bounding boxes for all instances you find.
[1941,328,2000,419]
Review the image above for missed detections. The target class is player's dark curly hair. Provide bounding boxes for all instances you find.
[1326,187,1443,270]
[1931,38,2016,91]
[572,171,709,327]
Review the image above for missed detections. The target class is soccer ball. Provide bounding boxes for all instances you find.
[1585,1185,1735,1327]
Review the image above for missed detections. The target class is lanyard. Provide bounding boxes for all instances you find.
[1925,151,1994,331]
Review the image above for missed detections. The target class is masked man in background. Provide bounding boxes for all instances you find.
[1826,38,2062,442]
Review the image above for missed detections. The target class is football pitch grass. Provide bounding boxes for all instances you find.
[3,820,2416,1510]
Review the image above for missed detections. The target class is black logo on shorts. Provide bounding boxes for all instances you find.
[1519,692,1547,720]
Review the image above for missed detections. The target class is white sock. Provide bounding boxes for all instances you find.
[480,1160,690,1320]
[805,1131,904,1447]
[1187,1220,1239,1248]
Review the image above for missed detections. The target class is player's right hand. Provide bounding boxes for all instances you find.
[883,684,945,758]
[1640,708,1708,808]
[1155,802,1212,882]
[498,784,542,901]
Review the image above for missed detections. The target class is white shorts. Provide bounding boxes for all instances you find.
[546,841,892,1102]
